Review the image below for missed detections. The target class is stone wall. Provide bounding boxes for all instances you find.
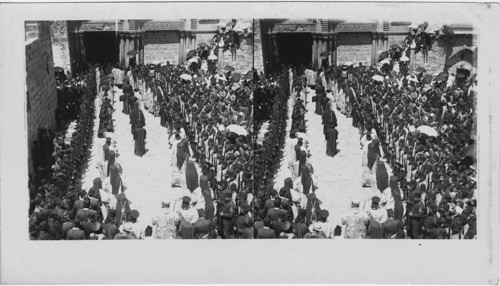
[412,34,474,75]
[220,35,254,74]
[253,20,264,72]
[26,21,58,171]
[336,33,372,66]
[143,31,180,65]
[50,21,71,72]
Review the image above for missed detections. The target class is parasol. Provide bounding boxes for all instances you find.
[378,51,389,61]
[372,75,384,82]
[208,54,218,60]
[422,74,433,84]
[320,51,329,57]
[400,55,409,62]
[242,70,253,80]
[390,44,401,50]
[218,22,227,27]
[417,125,438,137]
[198,42,209,48]
[231,73,241,82]
[454,60,472,71]
[226,124,248,136]
[409,23,419,29]
[380,58,391,65]
[188,56,200,63]
[415,67,426,73]
[344,61,353,66]
[224,65,235,71]
[180,74,192,81]
[127,50,137,56]
[186,49,197,59]
[54,66,64,72]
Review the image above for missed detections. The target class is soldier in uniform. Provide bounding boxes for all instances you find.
[219,194,236,239]
[409,192,426,239]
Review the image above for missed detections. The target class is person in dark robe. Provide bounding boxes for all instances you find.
[298,150,307,176]
[114,193,131,227]
[130,102,145,138]
[293,137,303,158]
[103,137,111,161]
[107,150,116,176]
[109,164,123,196]
[200,175,215,221]
[292,209,310,238]
[326,124,338,157]
[351,103,359,128]
[389,175,404,221]
[176,142,186,170]
[305,193,321,226]
[121,92,131,115]
[376,161,389,192]
[301,165,313,196]
[322,109,331,140]
[159,102,168,127]
[88,178,102,202]
[315,93,323,115]
[185,160,198,193]
[133,123,147,156]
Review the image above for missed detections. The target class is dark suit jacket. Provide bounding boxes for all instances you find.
[257,227,277,239]
[74,209,96,224]
[67,228,86,240]
[102,222,120,240]
[292,222,310,238]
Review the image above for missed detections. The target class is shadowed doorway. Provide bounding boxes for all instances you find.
[277,33,312,67]
[83,32,119,66]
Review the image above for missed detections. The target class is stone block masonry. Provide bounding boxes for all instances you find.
[26,21,58,172]
[144,31,180,65]
[253,20,264,72]
[50,21,71,72]
[336,33,372,66]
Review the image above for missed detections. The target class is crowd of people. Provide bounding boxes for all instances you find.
[286,49,477,238]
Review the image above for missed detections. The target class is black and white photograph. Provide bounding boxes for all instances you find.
[1,1,498,284]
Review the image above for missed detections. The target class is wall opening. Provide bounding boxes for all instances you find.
[276,33,312,67]
[83,31,119,66]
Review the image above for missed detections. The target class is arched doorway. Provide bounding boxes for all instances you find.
[277,33,312,67]
[83,31,119,66]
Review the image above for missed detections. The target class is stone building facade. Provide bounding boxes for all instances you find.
[50,21,71,72]
[53,19,255,74]
[25,21,58,171]
[259,19,476,75]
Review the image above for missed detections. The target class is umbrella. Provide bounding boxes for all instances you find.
[208,54,218,60]
[226,21,235,28]
[390,44,401,50]
[242,70,253,80]
[409,23,419,29]
[378,51,389,61]
[415,67,426,73]
[180,74,192,81]
[320,51,329,57]
[218,22,227,27]
[380,58,391,65]
[54,66,64,72]
[127,50,137,56]
[188,56,200,63]
[198,42,209,48]
[417,125,438,137]
[422,74,433,84]
[372,75,384,82]
[455,60,472,71]
[226,124,248,136]
[400,55,409,62]
[231,73,241,82]
[344,61,353,66]
[224,65,235,71]
[186,50,197,59]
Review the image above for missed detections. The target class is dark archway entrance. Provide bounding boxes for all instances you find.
[83,32,119,66]
[277,33,312,67]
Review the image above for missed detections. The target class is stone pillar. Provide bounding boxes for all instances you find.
[371,34,378,65]
[125,35,131,68]
[139,33,144,65]
[179,31,186,64]
[331,35,337,66]
[119,34,125,68]
[271,33,279,69]
[383,35,388,51]
[312,35,318,68]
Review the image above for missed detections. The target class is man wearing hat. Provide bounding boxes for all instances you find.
[193,209,212,239]
[341,199,369,239]
[66,222,86,240]
[256,219,277,239]
[102,209,120,239]
[314,209,335,239]
[114,222,137,239]
[366,196,388,225]
[126,210,142,239]
[383,209,400,239]
[178,196,199,224]
[219,193,236,239]
[409,192,425,239]
[304,222,326,239]
[292,208,310,238]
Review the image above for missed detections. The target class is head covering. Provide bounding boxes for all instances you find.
[376,161,389,192]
